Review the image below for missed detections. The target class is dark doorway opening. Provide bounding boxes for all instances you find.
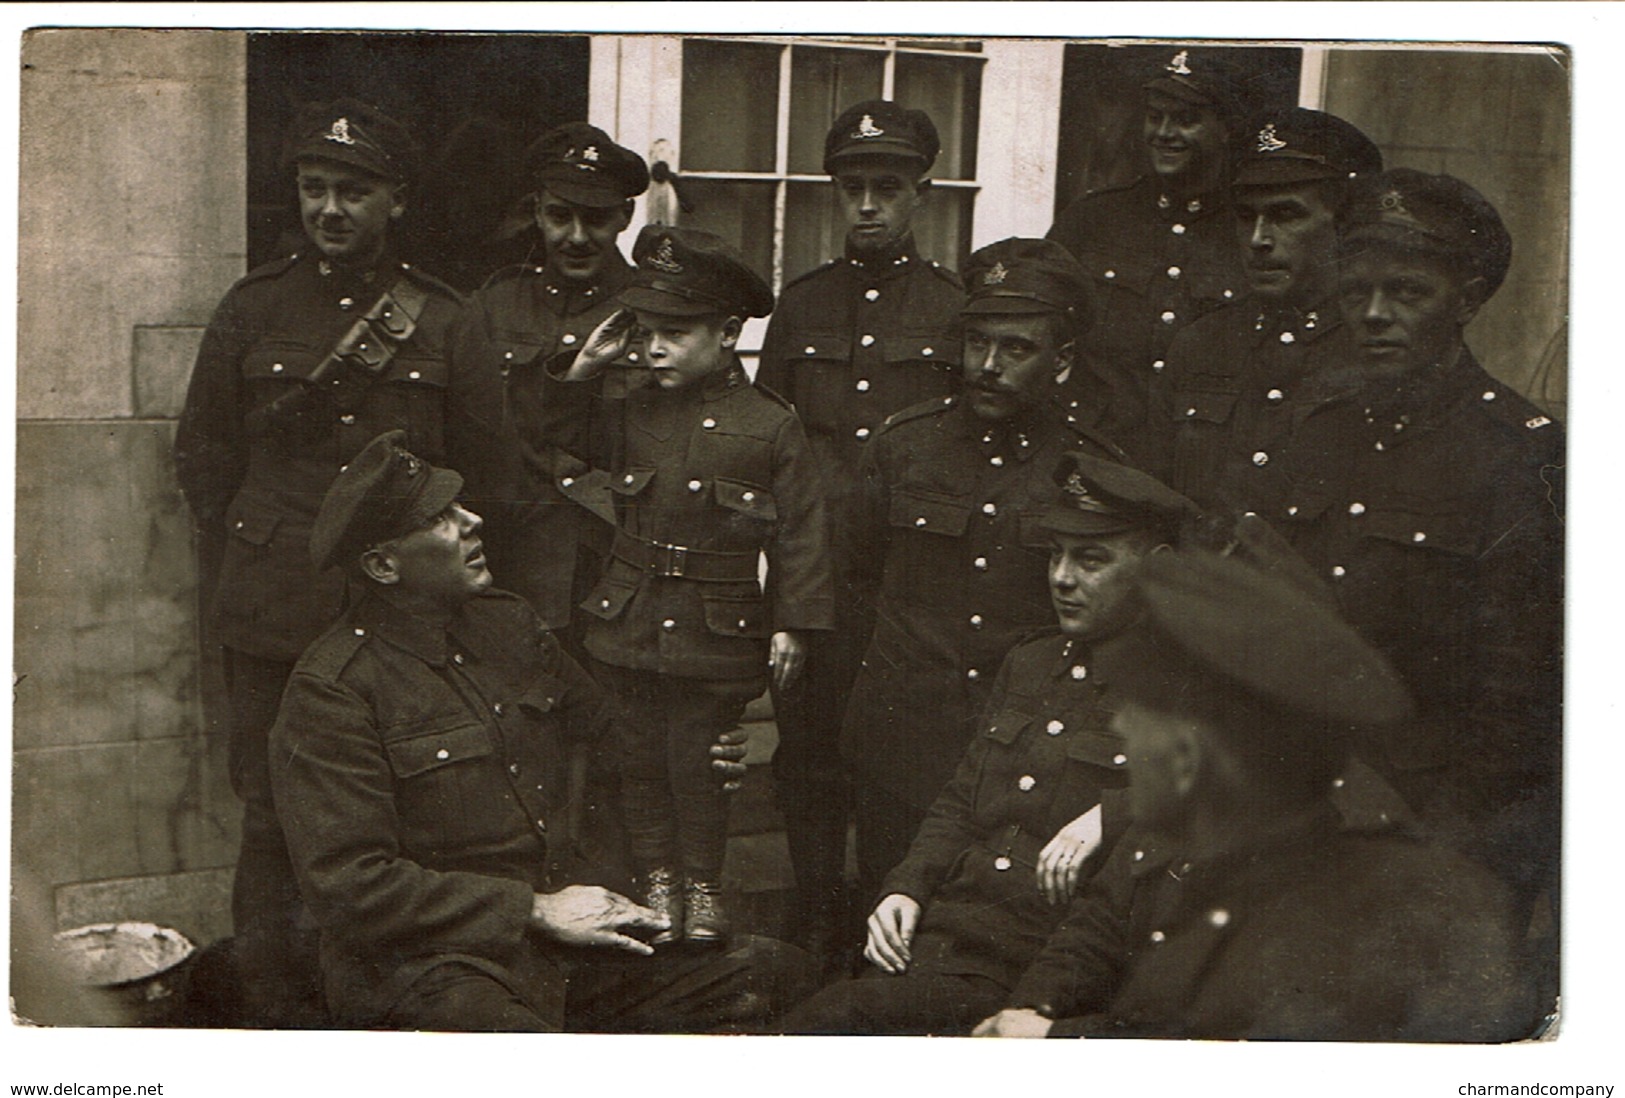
[1054,43,1302,220]
[247,31,590,292]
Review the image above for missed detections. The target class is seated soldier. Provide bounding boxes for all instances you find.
[974,550,1537,1042]
[784,452,1199,1035]
[268,430,812,1031]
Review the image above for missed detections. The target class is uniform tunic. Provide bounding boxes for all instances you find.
[842,395,1120,812]
[1046,176,1244,460]
[174,250,503,662]
[452,253,638,629]
[1008,810,1535,1041]
[534,356,835,683]
[269,589,603,1025]
[882,630,1132,988]
[1158,295,1342,508]
[1264,349,1564,898]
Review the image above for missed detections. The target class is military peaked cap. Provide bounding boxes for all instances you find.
[284,98,420,184]
[1234,107,1383,187]
[526,121,650,208]
[1341,168,1513,299]
[1041,450,1200,539]
[1142,47,1247,127]
[824,99,941,174]
[621,224,774,319]
[1114,550,1414,728]
[311,431,463,572]
[962,237,1091,328]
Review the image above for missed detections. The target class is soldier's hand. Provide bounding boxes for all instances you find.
[1036,803,1103,905]
[971,1008,1054,1038]
[863,893,921,974]
[710,726,749,793]
[565,307,638,381]
[768,631,805,693]
[531,884,668,955]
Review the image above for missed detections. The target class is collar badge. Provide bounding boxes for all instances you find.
[983,261,1009,286]
[1167,50,1192,76]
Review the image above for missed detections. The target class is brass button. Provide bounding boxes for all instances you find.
[973,556,988,571]
[688,479,703,493]
[860,334,875,347]
[994,856,1012,871]
[1046,720,1064,736]
[662,618,677,632]
[340,414,356,425]
[562,333,577,345]
[703,418,717,430]
[1071,665,1087,681]
[436,748,450,760]
[865,289,879,302]
[1018,775,1036,792]
[982,502,997,516]
[855,379,870,392]
[855,427,871,440]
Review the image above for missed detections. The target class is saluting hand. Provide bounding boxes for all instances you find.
[1036,803,1103,906]
[565,307,638,381]
[531,884,668,956]
[864,893,921,974]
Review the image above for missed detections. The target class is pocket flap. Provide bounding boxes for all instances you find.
[385,723,493,779]
[788,334,851,363]
[713,478,778,522]
[491,338,546,370]
[882,333,956,365]
[702,593,770,638]
[1066,729,1131,771]
[610,467,657,496]
[242,344,320,382]
[1361,509,1479,556]
[1017,510,1056,550]
[982,708,1033,745]
[226,499,280,546]
[1171,388,1238,425]
[581,577,638,621]
[515,676,565,718]
[384,356,449,387]
[889,487,972,537]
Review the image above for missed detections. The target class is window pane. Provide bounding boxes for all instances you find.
[914,187,975,272]
[783,181,846,280]
[894,55,981,180]
[681,40,781,172]
[677,179,778,287]
[787,47,886,175]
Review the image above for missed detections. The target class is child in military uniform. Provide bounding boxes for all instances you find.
[528,226,834,943]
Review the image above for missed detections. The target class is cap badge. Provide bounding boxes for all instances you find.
[1062,472,1105,509]
[1378,190,1410,216]
[1256,123,1288,153]
[647,237,684,275]
[854,114,886,139]
[396,449,423,477]
[1167,50,1192,76]
[983,261,1010,286]
[325,117,357,146]
[582,145,600,162]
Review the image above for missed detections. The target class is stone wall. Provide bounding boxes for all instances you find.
[14,29,247,948]
[1322,47,1569,414]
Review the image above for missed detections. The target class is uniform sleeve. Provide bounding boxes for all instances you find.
[540,618,613,744]
[878,654,1010,905]
[1435,430,1564,877]
[1005,831,1139,1021]
[754,305,793,403]
[269,672,536,962]
[173,288,253,534]
[444,296,521,508]
[765,411,834,633]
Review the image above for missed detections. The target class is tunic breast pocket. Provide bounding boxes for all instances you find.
[370,355,449,458]
[779,336,851,430]
[888,487,972,538]
[383,720,510,853]
[1065,729,1131,788]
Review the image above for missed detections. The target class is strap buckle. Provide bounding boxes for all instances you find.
[660,542,689,578]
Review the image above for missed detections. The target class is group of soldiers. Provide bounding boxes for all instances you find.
[173,46,1562,1038]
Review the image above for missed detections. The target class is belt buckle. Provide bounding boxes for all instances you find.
[663,543,688,577]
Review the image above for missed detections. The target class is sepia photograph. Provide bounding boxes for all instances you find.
[4,3,1615,1094]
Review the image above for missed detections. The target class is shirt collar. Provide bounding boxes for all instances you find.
[539,250,635,313]
[351,590,452,666]
[844,232,921,273]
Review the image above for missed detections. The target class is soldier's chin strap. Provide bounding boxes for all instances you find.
[245,274,433,437]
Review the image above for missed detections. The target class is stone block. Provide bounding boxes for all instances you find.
[55,866,234,950]
[15,422,202,750]
[133,326,206,418]
[19,29,245,420]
